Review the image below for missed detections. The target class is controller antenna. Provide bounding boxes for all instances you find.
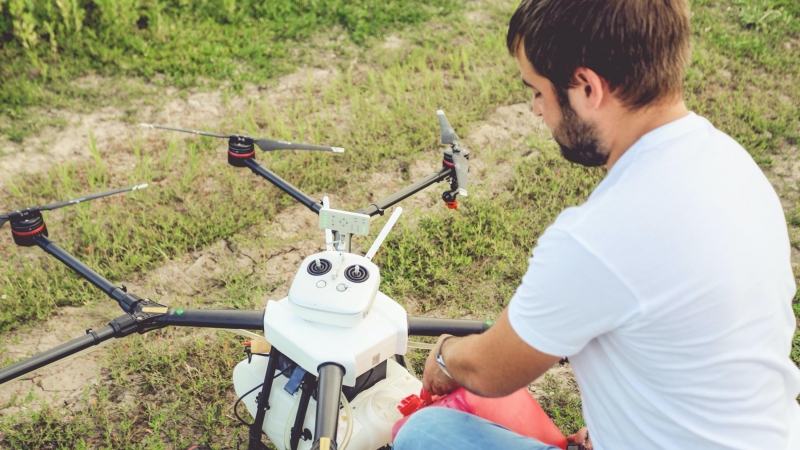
[365,207,403,261]
[322,196,335,251]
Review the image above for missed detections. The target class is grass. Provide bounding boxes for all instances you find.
[1,0,799,447]
[380,145,603,314]
[0,0,458,142]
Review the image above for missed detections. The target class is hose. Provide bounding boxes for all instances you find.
[340,391,354,450]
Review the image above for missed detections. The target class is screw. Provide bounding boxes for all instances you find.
[136,316,143,321]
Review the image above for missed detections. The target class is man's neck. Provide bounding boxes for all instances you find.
[604,100,690,169]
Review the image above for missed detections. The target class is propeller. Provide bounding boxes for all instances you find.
[0,184,149,228]
[436,110,469,197]
[139,124,345,153]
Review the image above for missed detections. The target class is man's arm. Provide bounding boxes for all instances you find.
[422,307,561,397]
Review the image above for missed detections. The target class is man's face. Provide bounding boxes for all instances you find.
[516,47,610,167]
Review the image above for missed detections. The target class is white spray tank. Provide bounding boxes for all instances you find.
[233,206,422,450]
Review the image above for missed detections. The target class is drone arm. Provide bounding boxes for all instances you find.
[408,316,492,336]
[355,166,453,217]
[243,158,322,215]
[33,236,136,311]
[153,308,264,330]
[313,363,346,450]
[0,308,269,387]
[0,324,116,385]
[0,311,146,386]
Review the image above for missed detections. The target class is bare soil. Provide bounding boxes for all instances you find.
[0,68,338,190]
[1,33,796,430]
[0,90,562,416]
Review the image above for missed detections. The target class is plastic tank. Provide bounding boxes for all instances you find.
[233,355,421,450]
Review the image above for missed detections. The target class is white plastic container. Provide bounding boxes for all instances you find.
[233,356,421,450]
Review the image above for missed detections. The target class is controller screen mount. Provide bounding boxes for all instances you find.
[319,208,370,236]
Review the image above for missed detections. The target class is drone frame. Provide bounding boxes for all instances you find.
[0,113,482,450]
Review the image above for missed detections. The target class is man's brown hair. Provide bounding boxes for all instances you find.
[507,0,691,110]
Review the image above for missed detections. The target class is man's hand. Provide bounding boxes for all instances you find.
[422,334,461,396]
[566,427,593,449]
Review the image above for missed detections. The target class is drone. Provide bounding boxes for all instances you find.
[0,111,486,450]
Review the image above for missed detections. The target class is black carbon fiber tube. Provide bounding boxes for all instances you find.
[312,363,345,450]
[243,158,322,214]
[0,325,116,385]
[407,316,493,337]
[34,236,128,305]
[356,167,453,217]
[154,308,264,330]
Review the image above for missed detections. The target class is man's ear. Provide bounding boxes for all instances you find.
[571,67,608,111]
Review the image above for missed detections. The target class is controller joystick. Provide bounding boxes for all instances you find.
[307,258,332,275]
[345,265,369,283]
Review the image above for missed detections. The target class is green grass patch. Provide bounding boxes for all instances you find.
[535,373,585,436]
[687,0,800,166]
[379,145,604,315]
[0,0,457,141]
[0,329,246,449]
[0,1,525,332]
[2,0,800,446]
[0,138,280,331]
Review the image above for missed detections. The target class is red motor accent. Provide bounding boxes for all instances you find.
[228,150,255,159]
[10,223,46,237]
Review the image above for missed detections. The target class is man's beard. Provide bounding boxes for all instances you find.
[552,92,610,167]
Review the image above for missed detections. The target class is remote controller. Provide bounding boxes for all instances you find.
[287,205,403,328]
[288,250,381,327]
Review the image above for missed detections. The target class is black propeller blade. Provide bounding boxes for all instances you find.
[0,184,149,228]
[437,110,469,197]
[253,138,344,153]
[140,124,344,153]
[437,109,460,145]
[139,124,229,138]
[39,184,149,211]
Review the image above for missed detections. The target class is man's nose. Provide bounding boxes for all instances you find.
[532,100,543,117]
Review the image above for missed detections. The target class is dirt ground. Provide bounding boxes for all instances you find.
[0,67,338,188]
[1,34,798,432]
[0,52,577,418]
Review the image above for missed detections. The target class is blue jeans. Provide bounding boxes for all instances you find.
[392,407,562,450]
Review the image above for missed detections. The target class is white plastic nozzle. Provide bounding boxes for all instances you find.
[365,207,403,261]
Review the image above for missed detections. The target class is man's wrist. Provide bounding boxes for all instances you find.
[436,335,457,378]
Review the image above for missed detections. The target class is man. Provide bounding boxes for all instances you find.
[393,0,800,449]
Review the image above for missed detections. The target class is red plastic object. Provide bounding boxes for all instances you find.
[392,387,567,449]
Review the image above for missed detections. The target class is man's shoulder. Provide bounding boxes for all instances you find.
[547,112,780,263]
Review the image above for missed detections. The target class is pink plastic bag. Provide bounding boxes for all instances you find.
[392,387,567,450]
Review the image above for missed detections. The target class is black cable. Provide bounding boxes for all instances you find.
[274,365,291,379]
[349,367,375,399]
[233,362,294,428]
[235,382,264,428]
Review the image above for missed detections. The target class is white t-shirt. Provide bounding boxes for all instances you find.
[508,113,800,449]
